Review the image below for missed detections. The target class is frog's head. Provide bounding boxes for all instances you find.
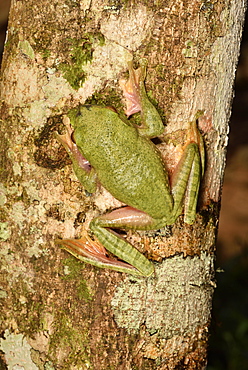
[67,106,81,122]
[68,105,119,130]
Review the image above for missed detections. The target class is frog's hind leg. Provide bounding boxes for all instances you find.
[170,121,203,225]
[89,206,156,276]
[57,207,155,276]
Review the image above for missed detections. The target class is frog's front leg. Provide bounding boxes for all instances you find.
[57,207,156,276]
[120,59,164,138]
[56,126,97,193]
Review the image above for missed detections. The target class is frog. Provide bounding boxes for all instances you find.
[56,59,204,277]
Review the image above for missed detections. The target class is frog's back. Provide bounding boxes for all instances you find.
[74,106,172,219]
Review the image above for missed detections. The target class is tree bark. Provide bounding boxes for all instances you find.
[0,1,246,369]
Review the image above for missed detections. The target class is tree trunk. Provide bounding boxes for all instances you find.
[0,1,246,369]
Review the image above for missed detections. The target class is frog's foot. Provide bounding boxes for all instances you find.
[55,127,91,172]
[56,231,140,275]
[187,113,205,177]
[119,61,145,117]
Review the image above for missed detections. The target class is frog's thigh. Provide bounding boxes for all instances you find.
[94,206,156,230]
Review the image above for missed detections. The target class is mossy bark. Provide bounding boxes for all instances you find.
[0,0,246,369]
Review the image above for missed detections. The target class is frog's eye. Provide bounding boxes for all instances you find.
[106,106,118,113]
[71,132,76,144]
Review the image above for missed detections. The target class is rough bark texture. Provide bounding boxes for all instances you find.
[0,1,246,369]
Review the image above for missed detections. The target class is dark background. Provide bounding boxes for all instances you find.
[0,2,247,369]
[207,10,248,370]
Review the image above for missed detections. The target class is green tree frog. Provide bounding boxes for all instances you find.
[56,60,204,277]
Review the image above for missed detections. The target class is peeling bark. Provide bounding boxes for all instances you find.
[0,0,246,369]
